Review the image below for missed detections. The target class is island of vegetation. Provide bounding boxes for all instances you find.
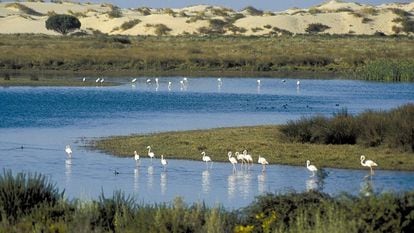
[93,104,414,171]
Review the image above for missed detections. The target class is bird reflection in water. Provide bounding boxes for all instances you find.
[257,173,266,194]
[227,173,237,199]
[306,176,318,192]
[160,171,167,195]
[240,171,252,199]
[360,174,375,197]
[133,168,139,193]
[202,170,210,194]
[147,165,154,189]
[65,158,72,185]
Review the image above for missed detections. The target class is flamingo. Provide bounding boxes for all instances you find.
[243,150,253,165]
[100,78,104,83]
[360,155,378,174]
[146,146,155,163]
[235,152,246,166]
[161,155,168,171]
[155,78,159,85]
[180,80,185,90]
[146,79,151,84]
[296,80,301,88]
[257,79,261,86]
[217,78,222,87]
[134,151,140,166]
[131,78,137,83]
[258,155,269,172]
[82,77,86,82]
[228,151,237,172]
[65,145,72,158]
[95,77,100,83]
[201,151,212,168]
[306,160,318,177]
[168,81,172,91]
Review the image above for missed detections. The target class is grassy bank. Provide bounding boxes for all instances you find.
[1,170,413,233]
[93,125,414,171]
[0,76,117,86]
[1,34,414,81]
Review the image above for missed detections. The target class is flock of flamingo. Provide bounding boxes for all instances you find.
[65,145,378,176]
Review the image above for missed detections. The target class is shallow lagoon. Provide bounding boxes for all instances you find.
[0,77,413,209]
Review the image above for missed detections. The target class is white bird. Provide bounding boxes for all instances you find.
[235,152,246,166]
[306,160,318,176]
[258,155,269,172]
[65,145,72,158]
[180,80,185,90]
[134,151,140,166]
[168,81,172,91]
[100,78,104,83]
[161,155,168,171]
[183,77,188,83]
[243,150,253,165]
[296,80,300,87]
[95,77,100,83]
[147,146,155,163]
[82,77,86,82]
[217,78,222,86]
[257,79,261,86]
[155,78,159,85]
[201,151,212,167]
[360,155,378,174]
[131,78,137,83]
[228,151,237,172]
[146,79,151,84]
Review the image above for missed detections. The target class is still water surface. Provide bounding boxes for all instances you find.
[0,77,413,209]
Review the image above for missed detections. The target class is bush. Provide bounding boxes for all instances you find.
[0,169,63,223]
[242,6,263,16]
[120,19,141,31]
[280,104,414,152]
[45,14,81,35]
[305,23,330,33]
[107,6,122,18]
[153,24,172,36]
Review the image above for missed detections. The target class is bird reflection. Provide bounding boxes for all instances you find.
[160,171,167,195]
[147,165,154,189]
[227,173,237,199]
[202,170,210,194]
[360,174,375,197]
[240,171,252,199]
[65,158,72,185]
[306,176,318,192]
[257,173,266,194]
[133,168,139,193]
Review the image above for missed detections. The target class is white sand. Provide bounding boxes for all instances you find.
[0,1,412,36]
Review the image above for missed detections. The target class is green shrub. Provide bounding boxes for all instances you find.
[308,7,323,15]
[107,6,122,18]
[152,24,172,36]
[120,19,141,31]
[305,23,330,33]
[45,14,81,35]
[0,169,63,223]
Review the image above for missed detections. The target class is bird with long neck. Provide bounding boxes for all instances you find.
[228,151,237,173]
[235,152,246,167]
[258,155,269,172]
[161,155,168,171]
[360,155,378,175]
[65,145,72,158]
[201,151,212,168]
[306,160,317,177]
[243,150,253,166]
[146,146,155,163]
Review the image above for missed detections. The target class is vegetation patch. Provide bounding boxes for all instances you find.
[5,3,44,16]
[242,6,263,16]
[305,23,330,33]
[120,19,141,31]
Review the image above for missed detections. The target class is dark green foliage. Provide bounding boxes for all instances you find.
[120,19,141,31]
[305,23,331,33]
[357,59,414,82]
[45,14,81,35]
[280,104,414,152]
[242,6,263,16]
[107,6,122,18]
[0,169,63,223]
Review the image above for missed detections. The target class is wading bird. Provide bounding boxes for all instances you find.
[235,152,246,166]
[131,78,137,83]
[360,155,378,175]
[65,145,72,158]
[228,151,237,173]
[243,150,253,166]
[161,155,168,171]
[134,151,140,166]
[258,155,269,172]
[201,151,212,168]
[306,160,318,177]
[168,81,172,91]
[147,146,155,163]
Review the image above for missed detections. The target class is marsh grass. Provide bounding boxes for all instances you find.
[1,34,413,80]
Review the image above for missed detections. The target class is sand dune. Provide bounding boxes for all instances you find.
[0,0,412,36]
